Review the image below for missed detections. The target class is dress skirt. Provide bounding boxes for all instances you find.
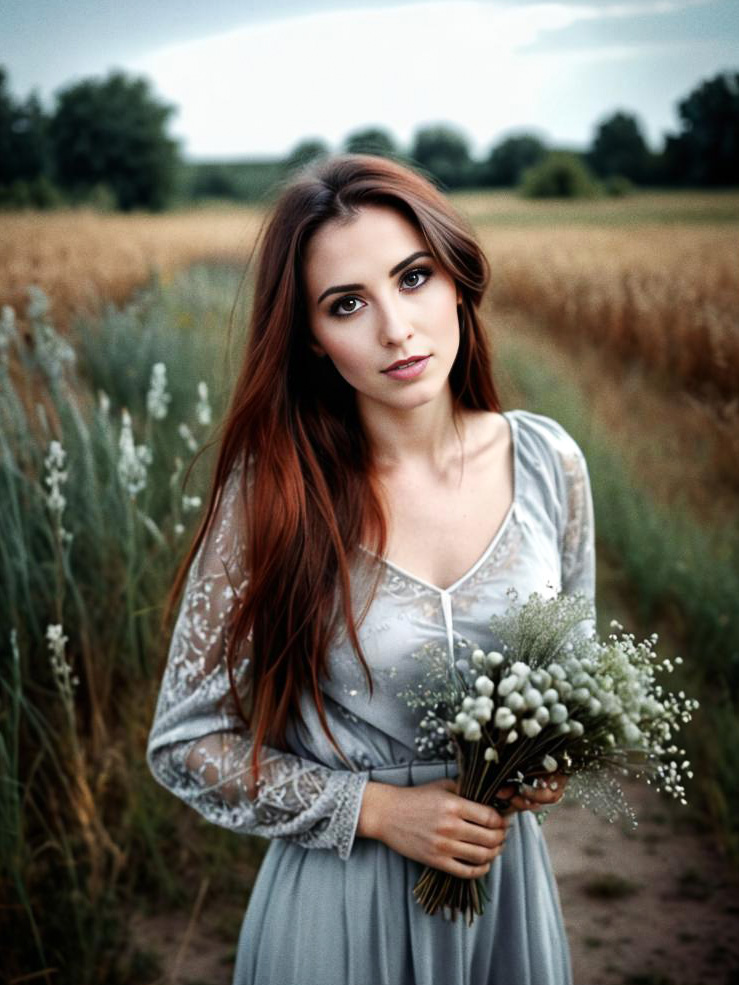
[232,760,573,985]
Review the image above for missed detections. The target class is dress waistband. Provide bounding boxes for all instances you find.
[366,758,460,787]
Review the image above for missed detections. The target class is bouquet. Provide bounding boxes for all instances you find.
[396,586,700,926]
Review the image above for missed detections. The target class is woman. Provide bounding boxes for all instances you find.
[146,153,596,985]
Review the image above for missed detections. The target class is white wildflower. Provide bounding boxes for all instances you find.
[494,707,517,730]
[524,688,544,710]
[484,746,499,763]
[505,729,518,744]
[485,650,504,669]
[117,409,150,498]
[178,422,198,453]
[464,719,482,741]
[182,495,202,513]
[521,718,542,738]
[542,754,558,772]
[196,381,212,426]
[474,675,494,697]
[510,661,531,678]
[46,623,79,699]
[504,691,525,713]
[146,362,172,420]
[549,703,569,724]
[534,706,550,726]
[497,674,520,698]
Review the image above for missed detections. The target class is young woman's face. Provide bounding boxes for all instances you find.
[303,204,461,412]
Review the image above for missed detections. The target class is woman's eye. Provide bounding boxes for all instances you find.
[331,296,364,316]
[328,266,433,318]
[401,266,432,290]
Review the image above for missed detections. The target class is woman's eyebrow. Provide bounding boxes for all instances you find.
[316,250,433,305]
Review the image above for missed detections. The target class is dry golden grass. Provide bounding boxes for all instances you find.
[0,205,265,333]
[475,224,739,403]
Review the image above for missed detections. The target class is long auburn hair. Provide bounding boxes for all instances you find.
[162,153,503,787]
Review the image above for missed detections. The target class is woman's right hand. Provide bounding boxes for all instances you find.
[360,777,511,879]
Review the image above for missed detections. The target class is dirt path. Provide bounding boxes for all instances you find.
[131,774,739,985]
[546,774,739,985]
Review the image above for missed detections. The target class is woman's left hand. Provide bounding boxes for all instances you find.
[495,773,569,813]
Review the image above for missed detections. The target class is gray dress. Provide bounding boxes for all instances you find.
[146,409,596,985]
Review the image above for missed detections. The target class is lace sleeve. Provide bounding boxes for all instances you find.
[146,460,370,861]
[558,441,597,637]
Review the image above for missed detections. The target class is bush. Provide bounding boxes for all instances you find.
[519,151,603,199]
[603,174,634,197]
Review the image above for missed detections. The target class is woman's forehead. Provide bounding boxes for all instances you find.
[304,206,427,280]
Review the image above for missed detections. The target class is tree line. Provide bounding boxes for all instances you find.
[1,65,737,211]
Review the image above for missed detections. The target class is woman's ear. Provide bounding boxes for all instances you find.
[309,340,326,358]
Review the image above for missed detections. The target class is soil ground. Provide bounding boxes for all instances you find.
[131,774,739,985]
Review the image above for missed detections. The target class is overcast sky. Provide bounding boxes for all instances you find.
[2,0,737,160]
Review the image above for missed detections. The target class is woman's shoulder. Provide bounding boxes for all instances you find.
[508,408,586,466]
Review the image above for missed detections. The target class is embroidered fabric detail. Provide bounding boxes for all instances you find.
[146,458,370,862]
[557,443,596,637]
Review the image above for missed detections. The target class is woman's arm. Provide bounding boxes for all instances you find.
[146,461,369,861]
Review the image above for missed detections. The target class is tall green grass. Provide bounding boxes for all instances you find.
[0,266,246,982]
[498,332,739,861]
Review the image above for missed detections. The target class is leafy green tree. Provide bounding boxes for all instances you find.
[49,69,180,211]
[0,67,53,186]
[343,127,398,159]
[409,124,473,189]
[661,72,739,186]
[520,151,602,199]
[285,138,330,172]
[485,133,548,187]
[587,111,651,183]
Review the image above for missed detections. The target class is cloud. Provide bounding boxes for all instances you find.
[126,0,732,157]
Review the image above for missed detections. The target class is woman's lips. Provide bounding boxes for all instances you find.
[382,355,431,380]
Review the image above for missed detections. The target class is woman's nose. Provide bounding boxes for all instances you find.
[377,299,414,346]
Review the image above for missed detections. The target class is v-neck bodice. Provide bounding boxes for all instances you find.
[357,410,519,595]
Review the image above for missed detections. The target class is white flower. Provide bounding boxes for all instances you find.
[542,688,559,705]
[146,362,172,420]
[471,648,486,668]
[530,669,552,690]
[474,675,494,697]
[485,650,504,669]
[178,422,198,453]
[464,719,482,741]
[547,662,566,681]
[569,720,585,737]
[588,697,603,716]
[497,674,520,698]
[504,691,525,713]
[524,688,544,710]
[484,746,499,762]
[462,696,476,711]
[521,718,542,738]
[510,661,531,678]
[505,729,518,744]
[549,703,569,724]
[118,409,150,497]
[196,380,212,426]
[542,754,558,772]
[494,707,517,730]
[182,495,202,513]
[455,711,469,727]
[534,706,550,725]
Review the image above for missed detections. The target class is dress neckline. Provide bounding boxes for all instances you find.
[358,410,519,596]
